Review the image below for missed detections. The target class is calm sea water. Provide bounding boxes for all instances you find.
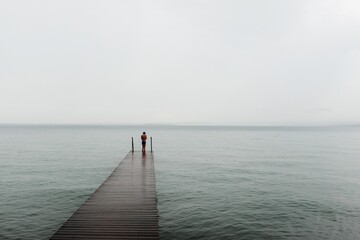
[1,125,360,240]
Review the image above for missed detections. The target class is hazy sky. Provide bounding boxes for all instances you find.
[1,0,360,125]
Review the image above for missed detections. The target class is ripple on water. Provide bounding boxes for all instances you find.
[1,126,360,239]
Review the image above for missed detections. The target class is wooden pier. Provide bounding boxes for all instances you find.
[51,151,159,240]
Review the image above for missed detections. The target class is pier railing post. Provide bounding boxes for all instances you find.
[131,137,134,153]
[150,137,153,152]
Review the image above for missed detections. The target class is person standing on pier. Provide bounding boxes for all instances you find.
[141,132,147,152]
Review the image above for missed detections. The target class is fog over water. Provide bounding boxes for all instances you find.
[1,0,360,125]
[1,3,360,240]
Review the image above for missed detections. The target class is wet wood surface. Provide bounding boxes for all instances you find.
[50,151,158,240]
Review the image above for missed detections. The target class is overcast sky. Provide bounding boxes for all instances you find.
[1,0,360,125]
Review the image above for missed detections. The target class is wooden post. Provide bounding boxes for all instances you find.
[150,137,153,152]
[131,137,134,153]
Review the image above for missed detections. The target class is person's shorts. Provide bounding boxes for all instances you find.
[142,141,146,145]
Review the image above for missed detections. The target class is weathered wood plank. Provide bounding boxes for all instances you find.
[50,151,159,240]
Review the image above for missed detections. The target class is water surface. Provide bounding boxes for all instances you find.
[1,125,360,239]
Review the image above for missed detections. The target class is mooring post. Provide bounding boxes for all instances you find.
[131,137,134,153]
[150,137,153,152]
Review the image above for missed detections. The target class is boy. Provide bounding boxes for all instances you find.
[141,132,147,152]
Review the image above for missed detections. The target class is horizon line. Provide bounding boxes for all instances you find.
[1,122,360,127]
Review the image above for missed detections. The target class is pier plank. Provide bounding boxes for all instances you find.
[51,152,158,240]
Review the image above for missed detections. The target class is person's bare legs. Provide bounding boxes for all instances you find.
[142,143,146,152]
